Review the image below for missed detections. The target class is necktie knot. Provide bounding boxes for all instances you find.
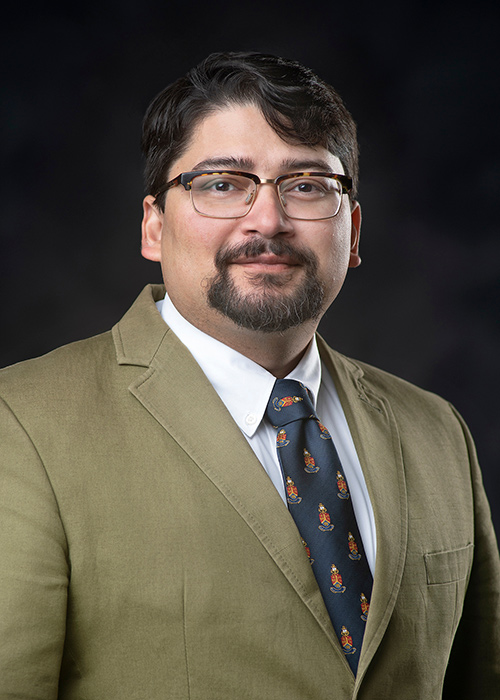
[265,379,315,427]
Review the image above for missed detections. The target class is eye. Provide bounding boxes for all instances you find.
[211,179,237,192]
[194,174,250,195]
[200,178,236,192]
[282,177,330,197]
[295,181,319,193]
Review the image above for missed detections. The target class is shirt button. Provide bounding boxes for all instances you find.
[245,413,257,425]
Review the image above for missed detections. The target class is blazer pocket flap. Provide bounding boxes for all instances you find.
[424,544,474,585]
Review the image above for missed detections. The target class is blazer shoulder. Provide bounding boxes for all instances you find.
[0,285,168,411]
[318,337,460,425]
[0,331,117,411]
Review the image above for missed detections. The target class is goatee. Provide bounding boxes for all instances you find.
[206,239,325,333]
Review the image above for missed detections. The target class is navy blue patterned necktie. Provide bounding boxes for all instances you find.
[265,379,373,674]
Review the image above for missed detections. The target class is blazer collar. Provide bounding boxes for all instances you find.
[113,286,408,680]
[112,284,169,367]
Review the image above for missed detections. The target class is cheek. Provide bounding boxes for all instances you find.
[315,223,351,265]
[315,229,352,290]
[161,213,233,277]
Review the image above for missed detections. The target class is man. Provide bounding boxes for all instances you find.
[0,52,498,699]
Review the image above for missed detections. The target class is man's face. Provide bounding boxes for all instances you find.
[141,103,361,341]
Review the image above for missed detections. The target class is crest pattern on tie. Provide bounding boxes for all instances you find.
[265,379,373,675]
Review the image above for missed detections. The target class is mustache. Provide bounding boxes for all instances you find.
[214,238,318,270]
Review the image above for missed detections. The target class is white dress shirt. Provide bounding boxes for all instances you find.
[156,293,377,574]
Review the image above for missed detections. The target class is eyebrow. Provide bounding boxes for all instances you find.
[191,156,254,171]
[190,156,339,174]
[279,157,338,173]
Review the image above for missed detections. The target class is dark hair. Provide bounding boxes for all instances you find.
[141,51,359,208]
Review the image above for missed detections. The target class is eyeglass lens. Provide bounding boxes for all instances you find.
[190,173,343,219]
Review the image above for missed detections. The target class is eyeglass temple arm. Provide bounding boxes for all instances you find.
[154,174,183,199]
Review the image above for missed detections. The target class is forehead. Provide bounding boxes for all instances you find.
[172,103,344,175]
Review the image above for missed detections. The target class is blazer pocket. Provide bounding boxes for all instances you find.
[424,543,474,585]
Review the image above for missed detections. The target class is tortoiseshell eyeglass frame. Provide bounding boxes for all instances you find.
[153,170,353,220]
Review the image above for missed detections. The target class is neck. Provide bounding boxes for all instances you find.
[196,314,318,378]
[164,291,321,378]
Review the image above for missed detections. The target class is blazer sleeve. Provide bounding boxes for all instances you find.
[443,406,500,698]
[0,397,69,698]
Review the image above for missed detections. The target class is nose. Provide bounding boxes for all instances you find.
[241,182,293,238]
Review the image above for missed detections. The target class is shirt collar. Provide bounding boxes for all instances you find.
[157,292,322,437]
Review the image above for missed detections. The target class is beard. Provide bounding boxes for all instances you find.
[206,238,325,333]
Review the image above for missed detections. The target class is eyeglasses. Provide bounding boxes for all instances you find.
[155,170,352,220]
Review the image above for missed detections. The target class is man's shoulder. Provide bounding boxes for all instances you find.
[0,284,168,411]
[0,284,167,389]
[0,330,117,406]
[320,341,472,457]
[319,338,455,417]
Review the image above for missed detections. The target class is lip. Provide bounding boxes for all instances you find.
[231,254,299,271]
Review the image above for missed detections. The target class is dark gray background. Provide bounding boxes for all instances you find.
[1,1,499,533]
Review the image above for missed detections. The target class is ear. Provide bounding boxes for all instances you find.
[348,200,362,268]
[141,195,164,262]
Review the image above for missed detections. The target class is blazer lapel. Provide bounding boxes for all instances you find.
[113,286,341,652]
[318,337,409,680]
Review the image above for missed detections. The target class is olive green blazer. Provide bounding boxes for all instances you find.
[0,285,498,699]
